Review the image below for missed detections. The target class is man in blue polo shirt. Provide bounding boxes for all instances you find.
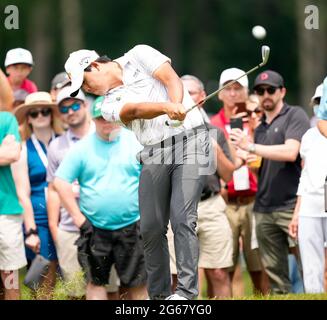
[54,97,147,300]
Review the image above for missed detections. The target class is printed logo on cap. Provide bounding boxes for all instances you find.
[261,73,269,81]
[80,56,91,67]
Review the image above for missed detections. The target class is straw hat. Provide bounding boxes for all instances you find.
[14,91,59,124]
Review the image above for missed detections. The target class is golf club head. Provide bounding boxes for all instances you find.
[261,45,270,66]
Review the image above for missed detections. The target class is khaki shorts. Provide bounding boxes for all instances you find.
[168,195,233,274]
[56,228,119,295]
[225,202,262,272]
[0,215,27,271]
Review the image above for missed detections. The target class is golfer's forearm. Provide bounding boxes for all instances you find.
[153,62,183,104]
[165,78,184,104]
[120,102,167,122]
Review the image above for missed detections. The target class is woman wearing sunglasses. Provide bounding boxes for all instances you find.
[245,95,263,138]
[12,92,62,299]
[240,95,264,171]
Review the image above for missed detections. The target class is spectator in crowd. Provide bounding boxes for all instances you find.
[247,95,303,294]
[243,96,271,294]
[288,115,327,293]
[230,70,310,294]
[305,76,327,292]
[13,89,29,109]
[47,89,119,299]
[211,68,266,295]
[168,75,235,299]
[0,68,14,111]
[50,72,71,102]
[47,86,94,298]
[245,94,262,138]
[310,83,323,128]
[12,92,62,299]
[5,48,38,96]
[54,101,147,300]
[0,111,26,300]
[288,79,327,293]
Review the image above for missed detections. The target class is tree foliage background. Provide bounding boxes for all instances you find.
[0,0,326,115]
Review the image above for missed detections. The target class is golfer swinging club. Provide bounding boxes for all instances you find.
[64,44,213,300]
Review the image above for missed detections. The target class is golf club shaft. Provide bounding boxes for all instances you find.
[187,62,263,113]
[165,64,261,127]
[165,45,270,127]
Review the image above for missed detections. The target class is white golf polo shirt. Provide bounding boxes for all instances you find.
[297,127,327,217]
[101,45,204,146]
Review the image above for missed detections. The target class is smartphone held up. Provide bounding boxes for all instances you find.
[230,117,244,130]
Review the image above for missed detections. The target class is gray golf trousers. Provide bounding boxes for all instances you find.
[138,125,212,300]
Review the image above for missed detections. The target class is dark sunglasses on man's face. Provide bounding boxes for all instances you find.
[59,102,81,114]
[246,108,262,116]
[28,108,52,119]
[255,86,279,96]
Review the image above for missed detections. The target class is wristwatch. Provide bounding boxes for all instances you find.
[25,228,38,238]
[247,143,256,154]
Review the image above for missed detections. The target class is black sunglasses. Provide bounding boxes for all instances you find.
[255,86,281,96]
[28,108,52,119]
[246,108,262,116]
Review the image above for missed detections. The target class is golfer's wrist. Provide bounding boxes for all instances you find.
[162,103,171,115]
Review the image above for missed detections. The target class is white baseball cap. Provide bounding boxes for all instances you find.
[5,48,34,67]
[312,83,323,101]
[64,49,99,97]
[219,68,248,89]
[56,86,86,105]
